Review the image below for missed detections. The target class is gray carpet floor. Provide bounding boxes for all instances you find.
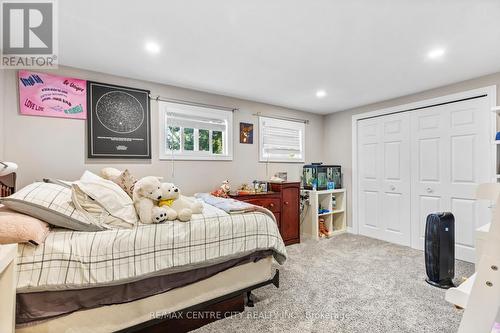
[195,234,474,333]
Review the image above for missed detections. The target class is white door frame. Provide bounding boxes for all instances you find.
[351,85,497,236]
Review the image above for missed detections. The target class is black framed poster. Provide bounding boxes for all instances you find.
[87,81,151,159]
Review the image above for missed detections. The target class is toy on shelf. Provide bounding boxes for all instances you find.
[319,218,330,238]
[211,180,231,198]
[318,207,330,214]
[235,183,253,195]
[318,203,331,215]
[235,181,269,195]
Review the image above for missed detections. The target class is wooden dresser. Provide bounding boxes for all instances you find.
[230,182,300,246]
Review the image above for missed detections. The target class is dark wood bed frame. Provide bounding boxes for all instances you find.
[119,270,280,333]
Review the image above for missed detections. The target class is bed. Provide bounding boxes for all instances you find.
[14,202,287,332]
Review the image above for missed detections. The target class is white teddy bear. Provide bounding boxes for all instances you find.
[132,176,176,224]
[159,183,203,222]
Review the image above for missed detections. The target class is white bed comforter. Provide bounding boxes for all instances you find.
[16,203,287,293]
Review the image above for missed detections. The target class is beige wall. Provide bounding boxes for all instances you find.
[3,66,324,194]
[4,65,500,221]
[324,71,500,228]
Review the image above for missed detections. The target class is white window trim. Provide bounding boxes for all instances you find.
[259,116,305,163]
[159,102,233,161]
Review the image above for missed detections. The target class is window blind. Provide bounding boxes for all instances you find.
[259,117,305,162]
[167,112,227,132]
[158,102,233,161]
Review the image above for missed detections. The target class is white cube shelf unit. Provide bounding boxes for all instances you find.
[301,188,346,240]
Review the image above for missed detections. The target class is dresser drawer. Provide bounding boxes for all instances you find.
[244,198,281,213]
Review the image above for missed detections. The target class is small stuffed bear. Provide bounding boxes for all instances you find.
[132,176,175,224]
[159,183,203,222]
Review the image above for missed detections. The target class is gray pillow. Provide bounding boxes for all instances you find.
[0,182,105,232]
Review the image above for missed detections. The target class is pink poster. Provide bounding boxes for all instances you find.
[18,70,87,119]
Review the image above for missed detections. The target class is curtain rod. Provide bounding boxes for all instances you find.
[252,112,309,124]
[149,94,238,112]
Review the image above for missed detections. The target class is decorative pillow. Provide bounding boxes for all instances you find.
[0,182,106,232]
[74,171,138,228]
[101,167,122,180]
[0,206,50,245]
[111,169,137,198]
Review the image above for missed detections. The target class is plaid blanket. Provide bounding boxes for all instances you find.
[16,203,286,293]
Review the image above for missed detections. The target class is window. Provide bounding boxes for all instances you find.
[159,102,233,160]
[259,116,305,163]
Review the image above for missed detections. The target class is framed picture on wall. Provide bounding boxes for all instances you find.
[239,122,254,144]
[87,81,151,159]
[18,70,87,120]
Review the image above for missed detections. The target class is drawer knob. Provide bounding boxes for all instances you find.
[269,203,274,208]
[284,201,289,205]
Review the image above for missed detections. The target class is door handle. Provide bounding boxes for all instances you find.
[426,187,433,193]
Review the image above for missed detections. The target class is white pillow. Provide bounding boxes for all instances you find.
[0,182,106,232]
[73,171,138,228]
[100,167,122,180]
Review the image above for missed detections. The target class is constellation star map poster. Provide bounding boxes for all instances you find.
[87,81,151,158]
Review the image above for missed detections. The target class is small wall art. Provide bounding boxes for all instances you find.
[239,122,254,144]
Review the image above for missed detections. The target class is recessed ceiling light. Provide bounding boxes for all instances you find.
[427,48,445,60]
[145,41,160,54]
[316,90,327,98]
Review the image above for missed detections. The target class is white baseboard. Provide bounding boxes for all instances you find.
[347,226,354,234]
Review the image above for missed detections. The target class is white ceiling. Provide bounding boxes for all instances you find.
[59,0,500,114]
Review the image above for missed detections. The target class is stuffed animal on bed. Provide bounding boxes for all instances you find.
[132,176,175,224]
[159,183,203,222]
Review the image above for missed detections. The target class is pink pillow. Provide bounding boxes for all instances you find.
[0,206,50,245]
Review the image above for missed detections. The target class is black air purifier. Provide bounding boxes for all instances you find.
[425,212,455,289]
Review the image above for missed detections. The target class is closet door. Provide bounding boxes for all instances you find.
[410,105,448,253]
[380,113,411,246]
[358,113,411,246]
[410,98,491,262]
[358,118,383,240]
